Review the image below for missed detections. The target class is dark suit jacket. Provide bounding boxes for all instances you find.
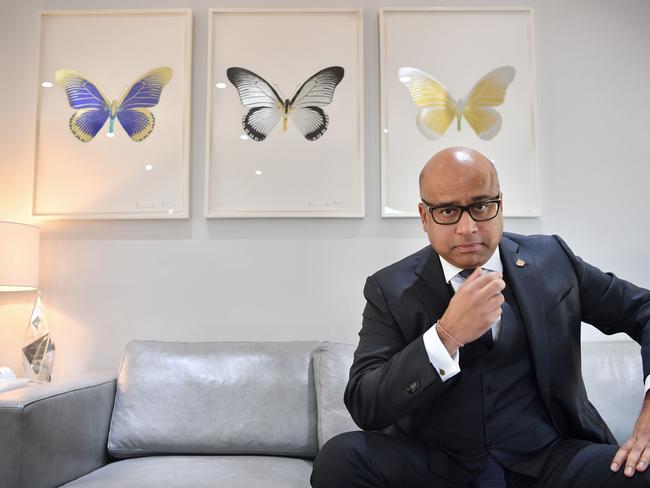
[345,232,650,448]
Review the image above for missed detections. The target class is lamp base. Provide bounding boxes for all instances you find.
[0,377,29,393]
[0,366,28,392]
[21,294,55,383]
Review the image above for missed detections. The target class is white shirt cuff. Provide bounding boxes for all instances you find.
[423,324,461,381]
[644,375,650,395]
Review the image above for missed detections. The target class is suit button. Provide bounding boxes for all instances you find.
[486,416,495,423]
[486,442,495,449]
[405,380,420,394]
[485,386,496,395]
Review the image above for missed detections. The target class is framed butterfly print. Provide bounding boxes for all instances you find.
[205,9,364,218]
[32,9,192,219]
[379,8,539,218]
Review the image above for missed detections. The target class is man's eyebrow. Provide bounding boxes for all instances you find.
[469,194,499,203]
[424,194,499,207]
[426,199,456,208]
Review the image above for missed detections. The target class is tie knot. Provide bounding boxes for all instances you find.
[459,268,477,280]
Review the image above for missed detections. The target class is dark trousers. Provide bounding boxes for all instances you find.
[311,431,650,488]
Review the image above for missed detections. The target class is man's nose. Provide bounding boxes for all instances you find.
[456,209,478,234]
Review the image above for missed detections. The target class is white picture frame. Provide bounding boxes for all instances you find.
[379,8,539,218]
[205,8,364,218]
[32,9,192,220]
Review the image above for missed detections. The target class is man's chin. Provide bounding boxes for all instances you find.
[448,250,488,269]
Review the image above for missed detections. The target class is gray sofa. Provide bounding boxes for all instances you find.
[0,340,643,488]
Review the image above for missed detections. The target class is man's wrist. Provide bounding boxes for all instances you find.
[435,320,462,356]
[423,325,461,381]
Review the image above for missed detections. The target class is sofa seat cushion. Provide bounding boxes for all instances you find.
[61,455,313,488]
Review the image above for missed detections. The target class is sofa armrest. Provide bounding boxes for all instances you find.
[0,370,116,488]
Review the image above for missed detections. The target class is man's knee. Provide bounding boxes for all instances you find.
[311,431,368,487]
[566,444,650,487]
[311,430,440,488]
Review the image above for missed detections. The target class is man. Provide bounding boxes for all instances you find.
[311,147,650,487]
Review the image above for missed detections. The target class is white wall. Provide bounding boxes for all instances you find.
[1,0,649,379]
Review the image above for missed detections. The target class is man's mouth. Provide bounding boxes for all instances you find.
[454,242,483,253]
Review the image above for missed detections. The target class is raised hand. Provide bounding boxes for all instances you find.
[437,268,505,355]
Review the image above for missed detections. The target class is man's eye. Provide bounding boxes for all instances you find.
[437,207,458,216]
[473,203,488,212]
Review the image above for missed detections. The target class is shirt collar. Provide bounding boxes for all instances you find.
[438,247,503,284]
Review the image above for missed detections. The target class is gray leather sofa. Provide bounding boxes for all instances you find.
[0,340,643,488]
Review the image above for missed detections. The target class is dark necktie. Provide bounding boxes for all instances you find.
[459,269,507,487]
[458,269,494,349]
[473,454,507,487]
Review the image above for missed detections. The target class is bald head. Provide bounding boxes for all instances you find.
[419,147,499,198]
[417,147,503,268]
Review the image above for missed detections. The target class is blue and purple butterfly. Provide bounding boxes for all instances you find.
[54,67,173,142]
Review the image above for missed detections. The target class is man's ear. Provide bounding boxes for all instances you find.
[418,203,428,231]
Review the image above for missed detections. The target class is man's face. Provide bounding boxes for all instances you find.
[418,157,503,269]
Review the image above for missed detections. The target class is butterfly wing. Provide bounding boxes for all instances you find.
[398,67,457,141]
[67,109,112,143]
[116,108,156,143]
[242,106,283,142]
[288,66,344,140]
[461,66,515,141]
[226,67,284,141]
[290,107,328,141]
[289,66,344,109]
[115,67,172,141]
[55,69,111,142]
[227,67,284,108]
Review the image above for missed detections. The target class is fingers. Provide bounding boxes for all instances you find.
[473,273,506,303]
[628,443,650,476]
[611,440,632,474]
[611,438,650,477]
[462,270,504,293]
[480,276,506,298]
[636,447,650,472]
[456,272,505,321]
[444,270,506,343]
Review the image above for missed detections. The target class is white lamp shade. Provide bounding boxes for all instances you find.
[0,221,39,292]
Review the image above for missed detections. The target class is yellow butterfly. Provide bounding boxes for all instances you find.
[398,66,515,141]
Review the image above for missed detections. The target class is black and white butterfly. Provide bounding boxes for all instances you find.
[226,66,344,141]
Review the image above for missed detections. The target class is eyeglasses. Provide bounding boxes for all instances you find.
[421,194,502,225]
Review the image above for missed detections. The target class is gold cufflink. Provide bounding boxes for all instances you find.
[440,368,446,376]
[516,258,526,267]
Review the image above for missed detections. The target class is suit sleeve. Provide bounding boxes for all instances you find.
[344,275,450,431]
[554,235,650,379]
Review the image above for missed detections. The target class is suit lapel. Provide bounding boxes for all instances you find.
[413,247,453,326]
[500,236,552,413]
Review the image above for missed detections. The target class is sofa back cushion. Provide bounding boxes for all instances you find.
[312,343,360,447]
[108,340,320,458]
[310,341,641,447]
[581,341,642,443]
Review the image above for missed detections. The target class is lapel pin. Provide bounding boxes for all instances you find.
[516,258,526,267]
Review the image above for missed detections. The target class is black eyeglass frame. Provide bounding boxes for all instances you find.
[421,194,502,225]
